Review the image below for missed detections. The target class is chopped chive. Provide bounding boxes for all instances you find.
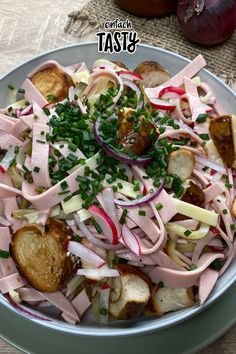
[8,84,15,90]
[202,166,209,172]
[211,259,222,270]
[14,146,19,154]
[138,210,146,216]
[43,108,50,116]
[99,307,108,316]
[149,188,154,194]
[60,181,69,190]
[58,190,70,195]
[68,143,77,152]
[33,166,40,173]
[117,182,123,189]
[158,281,164,288]
[189,263,198,271]
[119,209,128,225]
[36,139,45,144]
[222,209,228,215]
[196,113,208,123]
[33,114,38,120]
[230,224,235,231]
[112,185,118,192]
[225,183,233,190]
[40,131,45,136]
[17,88,25,94]
[199,134,209,141]
[36,186,45,194]
[22,165,30,173]
[91,219,103,234]
[0,249,10,258]
[155,203,163,210]
[7,106,13,113]
[184,230,192,237]
[175,185,185,198]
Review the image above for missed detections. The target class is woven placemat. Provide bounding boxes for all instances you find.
[65,0,236,89]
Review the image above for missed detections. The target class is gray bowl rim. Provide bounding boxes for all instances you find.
[0,40,235,337]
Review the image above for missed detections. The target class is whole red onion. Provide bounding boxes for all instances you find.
[177,0,236,45]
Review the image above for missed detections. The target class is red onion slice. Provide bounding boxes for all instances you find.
[122,79,143,110]
[114,178,164,208]
[93,118,153,166]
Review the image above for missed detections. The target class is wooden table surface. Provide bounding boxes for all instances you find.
[0,0,236,353]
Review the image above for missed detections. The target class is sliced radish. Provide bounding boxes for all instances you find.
[77,268,120,277]
[121,225,141,256]
[149,98,176,111]
[119,70,143,81]
[89,204,118,245]
[68,241,106,268]
[159,86,186,99]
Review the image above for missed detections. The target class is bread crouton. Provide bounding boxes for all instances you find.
[168,149,195,181]
[151,285,194,316]
[134,61,170,88]
[31,66,73,103]
[11,219,73,292]
[109,265,150,319]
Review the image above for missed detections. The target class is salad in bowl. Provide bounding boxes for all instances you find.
[0,53,235,326]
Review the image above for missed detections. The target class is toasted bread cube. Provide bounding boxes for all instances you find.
[109,265,150,319]
[152,286,194,316]
[134,61,170,88]
[168,149,195,182]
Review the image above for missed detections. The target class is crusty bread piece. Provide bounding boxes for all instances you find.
[11,219,73,292]
[134,61,170,88]
[209,115,235,168]
[168,149,195,182]
[232,197,236,218]
[151,285,194,316]
[109,265,150,320]
[31,66,73,103]
[80,238,108,282]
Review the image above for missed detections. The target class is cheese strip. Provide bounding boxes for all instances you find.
[172,198,218,226]
[103,174,140,199]
[62,195,83,214]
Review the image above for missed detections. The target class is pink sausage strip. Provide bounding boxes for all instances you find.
[38,291,79,322]
[0,130,24,150]
[17,287,44,302]
[0,184,22,198]
[145,54,206,98]
[22,154,101,210]
[3,198,23,232]
[0,227,17,276]
[0,273,27,294]
[154,189,177,223]
[203,183,225,205]
[31,123,51,188]
[184,77,210,121]
[199,268,218,304]
[22,79,48,108]
[148,252,224,288]
[0,114,15,133]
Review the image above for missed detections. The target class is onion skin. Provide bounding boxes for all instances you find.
[116,0,178,17]
[177,0,236,45]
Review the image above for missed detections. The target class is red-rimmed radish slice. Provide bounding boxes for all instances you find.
[89,205,118,245]
[149,98,176,111]
[77,268,120,277]
[119,70,143,81]
[159,86,185,99]
[121,225,141,256]
[68,241,106,268]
